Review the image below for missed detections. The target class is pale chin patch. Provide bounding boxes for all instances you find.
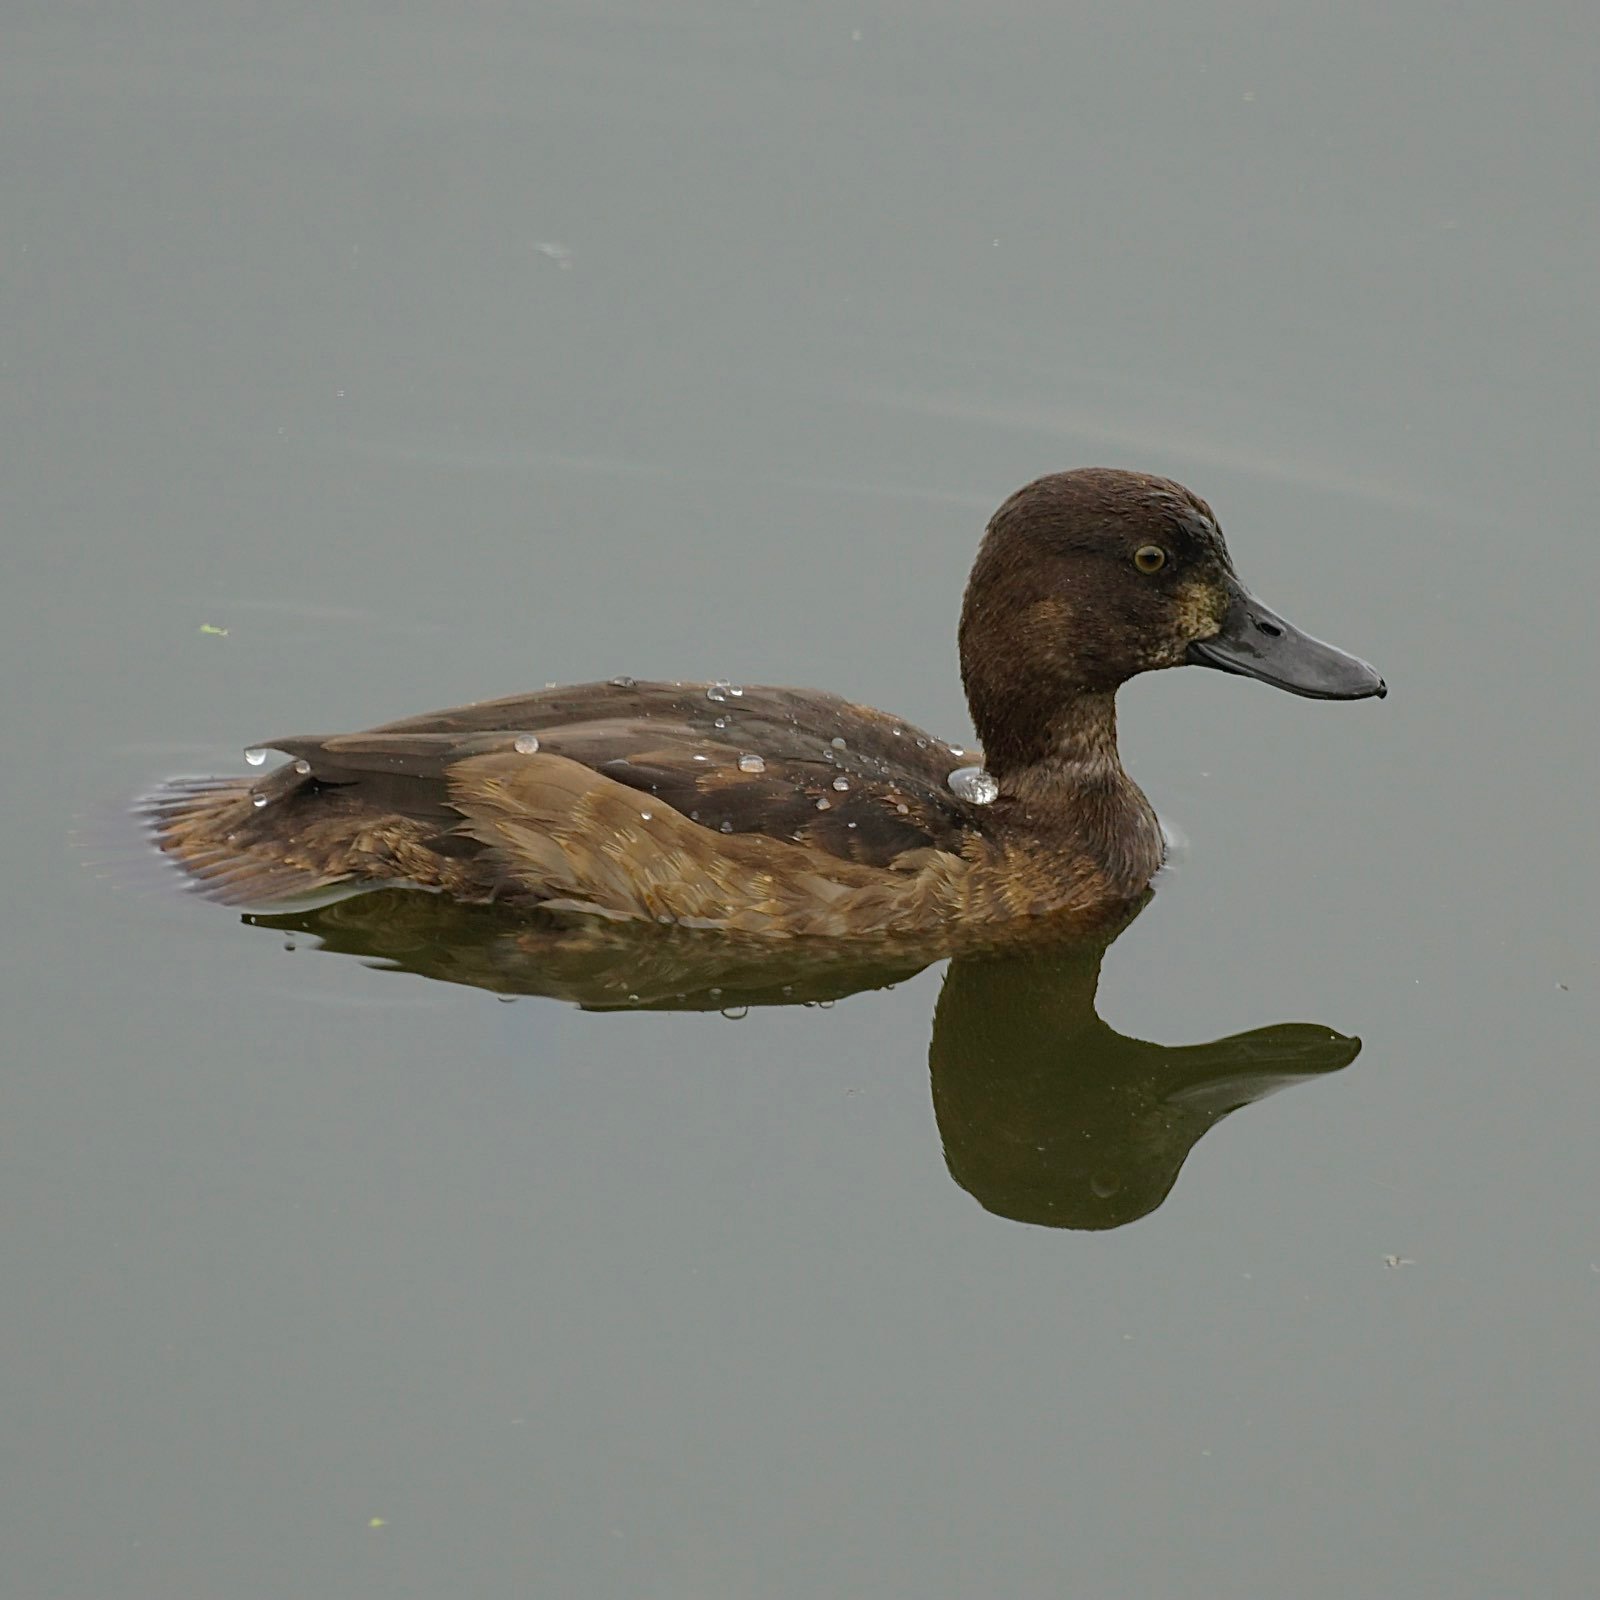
[1171,578,1229,645]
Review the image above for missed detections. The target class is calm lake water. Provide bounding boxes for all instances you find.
[5,4,1597,1596]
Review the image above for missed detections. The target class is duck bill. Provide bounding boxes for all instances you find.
[1187,586,1386,700]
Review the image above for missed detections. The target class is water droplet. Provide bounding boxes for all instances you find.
[293,759,311,775]
[243,747,267,767]
[737,753,766,773]
[692,754,709,762]
[252,794,268,809]
[689,809,700,820]
[639,810,653,821]
[513,734,540,754]
[947,765,1000,805]
[847,820,858,829]
[830,736,847,750]
[720,1005,749,1021]
[915,737,928,749]
[947,744,966,757]
[832,776,850,791]
[892,727,904,737]
[895,802,910,815]
[719,820,733,833]
[706,681,730,703]
[728,685,745,697]
[815,796,832,810]
[709,987,723,997]
[608,675,637,688]
[713,716,728,729]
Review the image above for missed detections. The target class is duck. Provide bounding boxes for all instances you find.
[148,468,1384,936]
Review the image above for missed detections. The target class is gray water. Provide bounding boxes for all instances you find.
[5,4,1597,1596]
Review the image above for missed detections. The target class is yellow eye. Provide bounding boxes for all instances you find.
[1133,545,1167,574]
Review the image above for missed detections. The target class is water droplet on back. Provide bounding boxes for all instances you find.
[293,759,311,776]
[243,747,267,767]
[608,675,637,688]
[737,753,766,773]
[830,736,847,750]
[832,776,850,791]
[947,765,1000,805]
[706,680,730,703]
[815,796,832,810]
[513,734,540,754]
[252,793,269,809]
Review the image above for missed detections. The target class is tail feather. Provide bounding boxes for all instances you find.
[142,776,355,907]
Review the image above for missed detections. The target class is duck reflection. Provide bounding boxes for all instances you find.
[928,938,1356,1228]
[246,892,1357,1230]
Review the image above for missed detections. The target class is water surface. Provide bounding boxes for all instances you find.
[4,4,1596,1596]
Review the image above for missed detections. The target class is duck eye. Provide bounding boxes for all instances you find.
[1133,545,1168,574]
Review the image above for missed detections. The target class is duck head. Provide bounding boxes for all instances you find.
[959,468,1385,774]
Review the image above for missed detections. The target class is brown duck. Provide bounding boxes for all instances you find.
[148,469,1385,935]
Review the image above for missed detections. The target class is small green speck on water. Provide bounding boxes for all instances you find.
[199,623,229,636]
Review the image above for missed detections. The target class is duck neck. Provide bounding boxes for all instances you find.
[977,689,1127,793]
[979,689,1163,884]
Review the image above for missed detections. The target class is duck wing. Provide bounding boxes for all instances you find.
[142,680,991,919]
[266,679,990,873]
